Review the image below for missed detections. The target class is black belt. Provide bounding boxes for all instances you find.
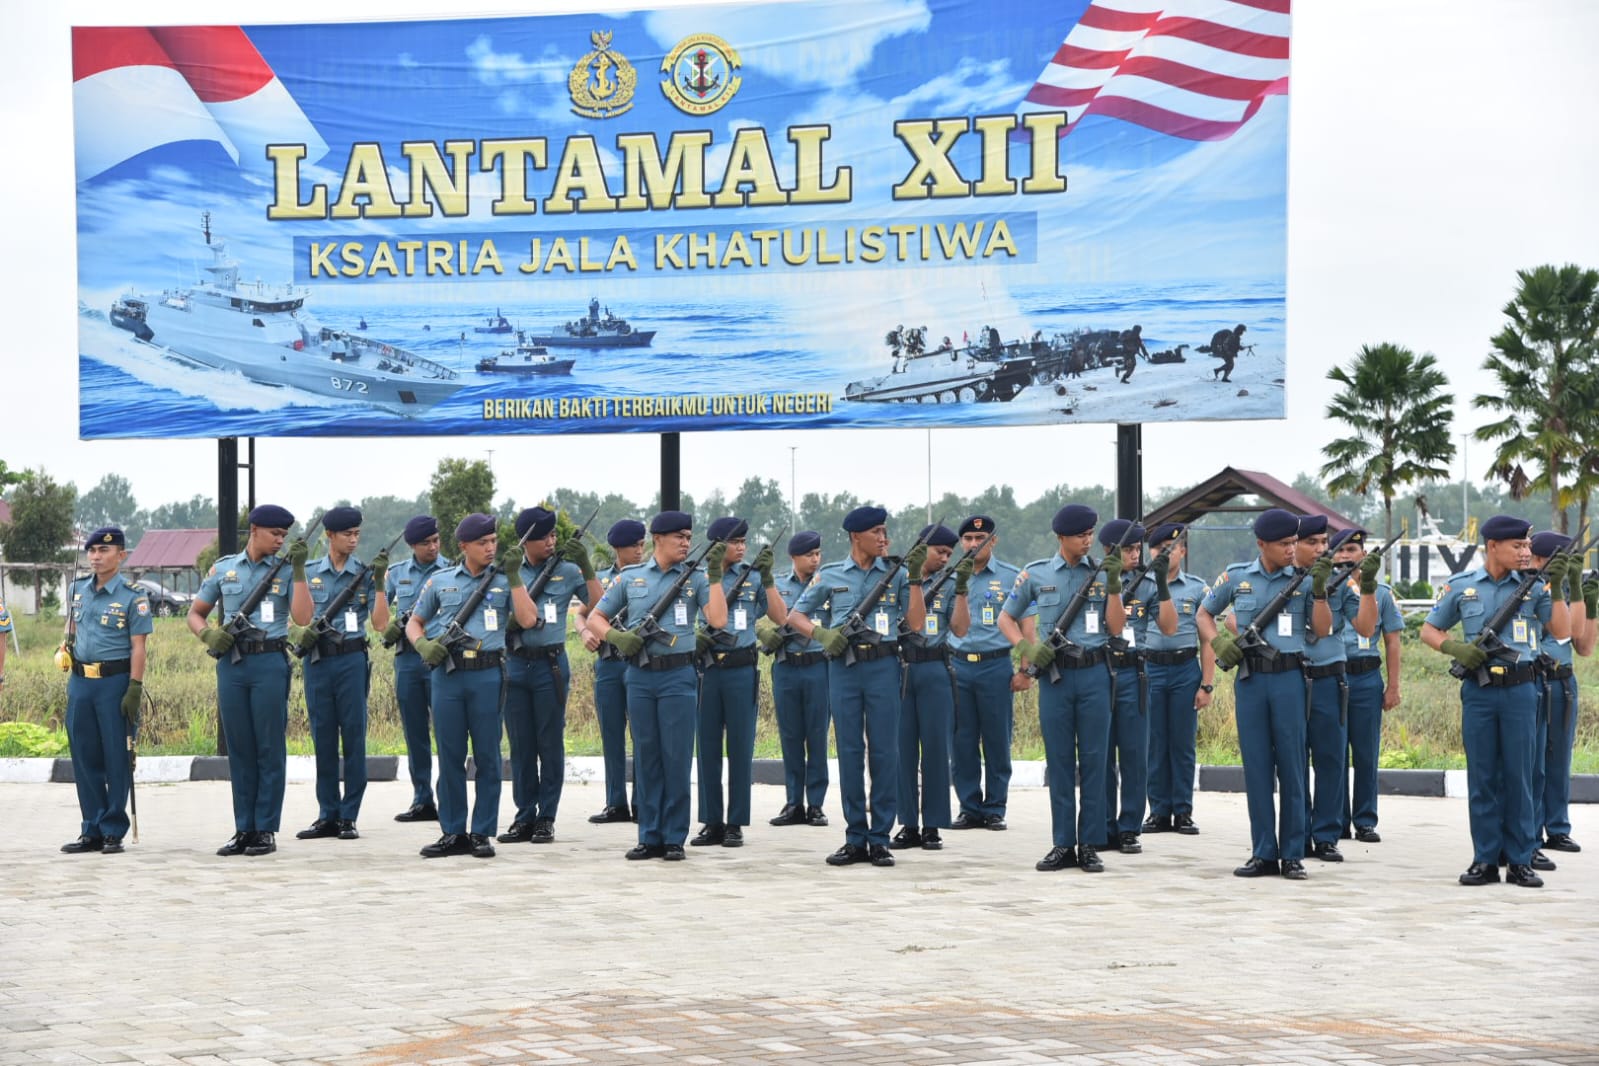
[955,648,1011,663]
[637,652,697,671]
[1144,648,1198,666]
[845,641,900,663]
[509,644,564,663]
[776,650,827,668]
[71,659,131,678]
[1481,662,1537,687]
[315,638,368,658]
[704,646,758,669]
[1242,651,1303,674]
[1346,657,1382,676]
[236,638,288,656]
[1540,662,1575,681]
[1054,646,1108,670]
[1304,661,1347,680]
[448,649,504,671]
[1110,650,1142,669]
[900,643,950,664]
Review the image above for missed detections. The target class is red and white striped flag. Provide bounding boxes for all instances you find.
[1020,0,1290,142]
[73,25,327,183]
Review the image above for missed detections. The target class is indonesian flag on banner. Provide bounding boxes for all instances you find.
[72,25,327,182]
[1019,0,1290,142]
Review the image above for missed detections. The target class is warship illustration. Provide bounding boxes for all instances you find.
[476,332,576,376]
[525,298,656,348]
[842,325,1035,404]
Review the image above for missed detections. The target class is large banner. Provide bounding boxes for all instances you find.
[72,0,1289,440]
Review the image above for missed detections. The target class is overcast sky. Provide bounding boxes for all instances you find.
[5,0,1596,523]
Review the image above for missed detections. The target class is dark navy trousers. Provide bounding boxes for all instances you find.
[1233,669,1307,861]
[504,649,569,824]
[1037,664,1110,849]
[1104,662,1148,839]
[697,663,759,826]
[897,659,954,830]
[66,672,135,840]
[625,663,697,847]
[594,656,632,810]
[828,656,900,848]
[1145,657,1200,819]
[1541,673,1578,839]
[304,651,369,822]
[1305,673,1348,847]
[430,664,504,838]
[773,659,830,808]
[1462,679,1537,865]
[953,657,1014,820]
[217,652,290,833]
[393,650,435,807]
[1342,666,1384,832]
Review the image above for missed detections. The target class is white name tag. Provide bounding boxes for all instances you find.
[1357,635,1372,651]
[925,614,939,636]
[544,600,558,626]
[1277,614,1293,638]
[874,610,890,636]
[674,600,689,627]
[981,605,995,626]
[483,608,498,632]
[260,601,275,624]
[1123,627,1136,648]
[1512,617,1528,645]
[734,607,748,631]
[1084,610,1099,635]
[344,610,359,634]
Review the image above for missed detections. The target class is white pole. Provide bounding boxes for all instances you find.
[1460,432,1469,538]
[789,446,797,528]
[926,429,933,525]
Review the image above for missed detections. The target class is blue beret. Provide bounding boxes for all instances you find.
[843,506,888,533]
[515,506,556,540]
[650,510,693,535]
[1529,531,1571,558]
[1253,508,1298,542]
[248,504,294,529]
[454,512,497,543]
[788,530,822,555]
[1329,527,1367,550]
[324,506,362,533]
[84,526,125,549]
[1296,515,1328,538]
[1097,518,1145,547]
[959,515,995,536]
[1052,504,1097,537]
[707,516,749,541]
[606,519,646,547]
[919,523,958,548]
[402,515,438,545]
[1148,522,1185,547]
[1481,514,1532,542]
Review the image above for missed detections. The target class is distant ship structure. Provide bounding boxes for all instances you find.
[476,331,576,376]
[526,298,656,348]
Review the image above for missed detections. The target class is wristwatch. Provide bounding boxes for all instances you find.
[1198,683,1214,693]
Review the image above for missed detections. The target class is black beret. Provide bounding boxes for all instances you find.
[1097,518,1145,547]
[1052,504,1097,537]
[323,506,362,533]
[248,504,294,529]
[454,513,497,543]
[707,516,749,541]
[84,526,125,549]
[650,510,693,535]
[1253,508,1298,542]
[1328,527,1366,551]
[606,519,646,547]
[788,531,822,555]
[959,515,995,536]
[403,515,439,545]
[843,506,888,533]
[1148,522,1185,547]
[1529,531,1571,558]
[1481,515,1532,542]
[918,523,958,548]
[1296,514,1328,538]
[515,506,556,540]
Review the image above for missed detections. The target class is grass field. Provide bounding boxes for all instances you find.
[2,615,1596,772]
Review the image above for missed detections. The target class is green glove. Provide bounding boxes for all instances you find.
[1023,639,1056,671]
[120,679,143,724]
[500,548,525,587]
[952,556,975,596]
[755,617,783,653]
[1102,550,1124,594]
[288,539,309,582]
[904,544,928,582]
[706,542,728,582]
[753,545,775,587]
[199,627,235,655]
[1358,552,1383,594]
[1309,555,1334,598]
[1153,563,1171,602]
[413,635,450,668]
[811,624,848,658]
[381,617,405,645]
[287,621,317,652]
[1563,552,1587,600]
[370,549,390,591]
[562,537,595,580]
[1582,574,1598,616]
[1210,627,1243,670]
[603,627,644,658]
[695,626,713,655]
[1439,639,1486,670]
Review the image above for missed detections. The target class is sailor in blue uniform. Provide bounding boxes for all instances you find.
[1137,523,1214,837]
[1100,518,1150,855]
[949,516,1022,832]
[587,512,728,860]
[787,506,927,868]
[1421,515,1568,888]
[0,596,11,692]
[892,524,970,852]
[190,504,312,858]
[60,527,151,855]
[577,518,647,825]
[289,506,389,842]
[759,531,831,828]
[999,504,1125,875]
[693,516,784,849]
[500,506,600,846]
[1529,531,1595,856]
[383,516,449,823]
[1200,508,1331,881]
[1330,527,1402,843]
[406,513,537,859]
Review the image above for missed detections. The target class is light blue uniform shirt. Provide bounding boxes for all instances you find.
[950,557,1023,655]
[904,573,958,649]
[411,562,513,653]
[1200,559,1311,654]
[517,556,590,649]
[1002,552,1112,650]
[791,554,912,636]
[1136,570,1210,653]
[704,565,771,650]
[199,551,294,639]
[387,555,451,616]
[307,554,375,636]
[1342,582,1402,662]
[1425,567,1554,665]
[69,573,153,661]
[0,597,12,634]
[596,555,711,653]
[1303,579,1359,667]
[775,571,823,655]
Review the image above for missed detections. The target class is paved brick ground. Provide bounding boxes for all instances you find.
[2,780,1595,1065]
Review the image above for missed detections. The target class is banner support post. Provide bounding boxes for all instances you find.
[661,432,681,511]
[1116,423,1142,520]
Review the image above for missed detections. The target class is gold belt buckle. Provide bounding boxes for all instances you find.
[83,662,103,679]
[966,653,981,662]
[1489,665,1505,675]
[462,649,478,660]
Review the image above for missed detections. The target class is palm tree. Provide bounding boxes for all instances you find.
[1474,263,1599,532]
[1320,344,1456,576]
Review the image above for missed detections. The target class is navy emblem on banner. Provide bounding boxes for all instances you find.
[569,30,636,119]
[661,33,742,115]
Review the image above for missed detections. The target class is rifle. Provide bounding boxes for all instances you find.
[55,557,81,672]
[920,528,996,604]
[513,504,603,640]
[293,529,407,663]
[626,536,722,667]
[1030,519,1141,683]
[1221,547,1333,681]
[1450,530,1599,686]
[831,517,944,666]
[700,525,787,661]
[210,512,325,664]
[435,521,536,674]
[1328,539,1391,590]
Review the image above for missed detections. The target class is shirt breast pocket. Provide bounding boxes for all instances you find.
[1459,599,1485,622]
[1233,594,1258,617]
[310,585,332,608]
[220,580,247,607]
[436,590,463,615]
[829,591,856,617]
[1035,588,1060,609]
